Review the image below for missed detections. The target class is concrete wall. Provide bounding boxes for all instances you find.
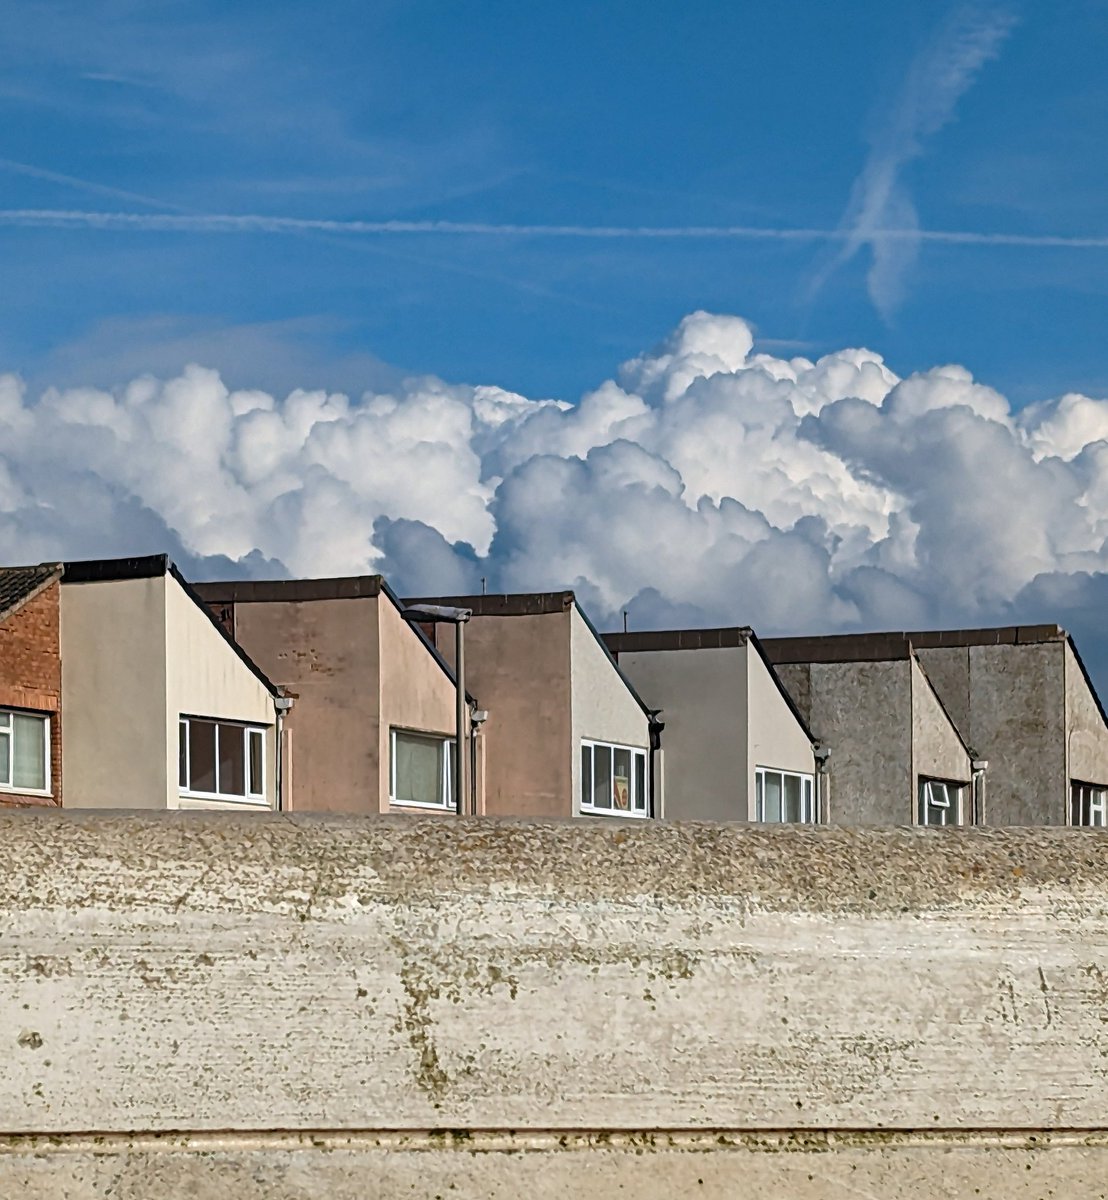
[569,606,650,818]
[916,643,1065,825]
[616,645,747,821]
[230,597,381,814]
[747,649,817,816]
[437,611,572,818]
[164,576,277,811]
[782,659,912,824]
[60,577,169,808]
[1064,639,1108,796]
[911,657,972,789]
[3,811,1108,1197]
[376,593,468,814]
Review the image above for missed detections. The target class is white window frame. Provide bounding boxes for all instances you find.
[580,739,650,819]
[0,709,51,797]
[389,727,456,812]
[918,778,965,827]
[178,716,267,805]
[1071,781,1108,828]
[755,766,817,823]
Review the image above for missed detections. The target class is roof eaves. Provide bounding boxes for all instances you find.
[0,562,64,624]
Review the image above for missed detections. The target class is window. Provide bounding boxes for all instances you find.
[580,740,649,817]
[755,767,816,823]
[179,717,266,802]
[0,710,49,794]
[1071,781,1108,827]
[918,778,965,827]
[390,729,455,810]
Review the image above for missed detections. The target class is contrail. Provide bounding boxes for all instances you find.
[1,207,1107,248]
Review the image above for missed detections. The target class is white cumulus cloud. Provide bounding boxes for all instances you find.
[4,308,1108,687]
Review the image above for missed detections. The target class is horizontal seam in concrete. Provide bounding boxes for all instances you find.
[4,1129,1108,1155]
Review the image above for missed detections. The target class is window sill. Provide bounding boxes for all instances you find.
[581,807,651,820]
[0,784,52,799]
[389,799,456,813]
[178,791,269,807]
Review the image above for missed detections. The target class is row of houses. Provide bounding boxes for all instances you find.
[2,554,1106,827]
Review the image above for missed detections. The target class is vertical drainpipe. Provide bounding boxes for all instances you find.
[971,757,989,825]
[274,695,294,811]
[814,744,831,823]
[455,621,466,816]
[647,710,665,819]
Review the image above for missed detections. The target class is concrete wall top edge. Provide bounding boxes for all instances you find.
[1,811,1102,918]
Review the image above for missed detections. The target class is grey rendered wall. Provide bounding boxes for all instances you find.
[3,811,1108,1197]
[917,643,1065,825]
[792,659,911,824]
[1065,639,1108,794]
[59,577,170,808]
[616,645,747,821]
[911,657,972,789]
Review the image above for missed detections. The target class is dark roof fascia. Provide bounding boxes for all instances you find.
[167,564,283,699]
[62,554,171,584]
[747,633,818,747]
[378,579,475,705]
[761,632,915,664]
[909,650,975,760]
[0,563,63,624]
[192,576,385,604]
[403,591,575,618]
[571,601,655,720]
[907,624,1066,649]
[602,626,754,655]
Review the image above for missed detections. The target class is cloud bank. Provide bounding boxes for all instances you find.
[5,309,1108,687]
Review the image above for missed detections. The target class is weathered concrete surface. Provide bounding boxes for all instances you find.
[2,811,1108,1195]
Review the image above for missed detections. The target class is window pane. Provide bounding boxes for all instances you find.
[783,773,802,822]
[248,729,263,796]
[0,730,9,785]
[633,753,646,812]
[1072,783,1085,826]
[592,745,612,808]
[394,732,445,805]
[0,711,10,728]
[179,722,188,789]
[188,720,216,794]
[12,715,46,790]
[580,744,592,807]
[613,748,631,811]
[218,725,245,796]
[762,772,783,822]
[803,777,813,822]
[755,771,763,819]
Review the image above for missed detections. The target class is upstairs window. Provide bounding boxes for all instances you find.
[179,717,265,802]
[0,710,49,794]
[756,767,816,823]
[918,778,965,827]
[390,729,455,810]
[580,740,649,817]
[1071,781,1108,828]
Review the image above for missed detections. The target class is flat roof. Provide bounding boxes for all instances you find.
[761,632,915,664]
[603,627,754,654]
[193,576,385,603]
[406,591,575,617]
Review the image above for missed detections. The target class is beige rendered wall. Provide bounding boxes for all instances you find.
[569,606,650,818]
[376,594,467,814]
[437,611,573,818]
[616,645,746,821]
[4,812,1108,1197]
[230,597,381,814]
[59,577,169,808]
[746,650,817,817]
[165,577,277,811]
[911,656,972,793]
[1064,639,1108,797]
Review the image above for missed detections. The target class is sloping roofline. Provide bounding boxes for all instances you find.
[62,555,283,700]
[406,591,656,719]
[194,575,472,700]
[602,626,817,746]
[0,562,63,625]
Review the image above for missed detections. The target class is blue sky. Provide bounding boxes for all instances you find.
[2,0,1107,403]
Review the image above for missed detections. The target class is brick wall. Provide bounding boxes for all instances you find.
[0,581,62,807]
